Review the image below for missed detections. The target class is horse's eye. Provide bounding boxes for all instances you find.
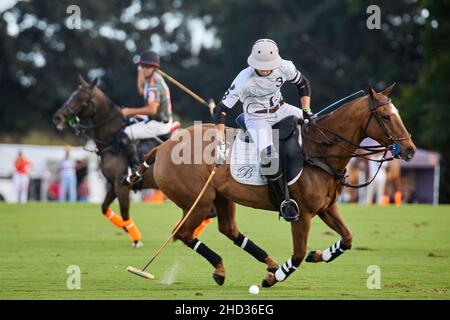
[382,115,391,121]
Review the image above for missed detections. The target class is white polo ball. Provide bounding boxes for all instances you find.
[249,284,259,295]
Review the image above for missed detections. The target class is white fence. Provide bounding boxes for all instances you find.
[0,143,106,203]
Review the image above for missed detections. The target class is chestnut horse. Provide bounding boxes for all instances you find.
[131,84,416,287]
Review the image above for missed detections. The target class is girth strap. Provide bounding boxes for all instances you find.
[304,156,345,180]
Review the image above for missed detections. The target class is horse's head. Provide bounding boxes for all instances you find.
[363,83,416,162]
[52,75,99,130]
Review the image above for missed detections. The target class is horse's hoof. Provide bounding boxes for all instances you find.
[305,250,322,263]
[212,273,225,286]
[261,279,271,288]
[132,241,144,248]
[305,250,317,263]
[262,272,276,288]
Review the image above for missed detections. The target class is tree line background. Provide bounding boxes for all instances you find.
[0,0,449,202]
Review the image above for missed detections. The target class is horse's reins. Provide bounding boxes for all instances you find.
[303,96,411,188]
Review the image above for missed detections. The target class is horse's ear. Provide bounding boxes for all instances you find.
[381,82,396,96]
[90,78,99,89]
[79,74,89,86]
[368,84,377,100]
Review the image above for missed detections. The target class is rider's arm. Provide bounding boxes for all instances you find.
[213,102,231,142]
[297,76,312,113]
[122,103,158,117]
[214,71,245,140]
[289,70,312,113]
[137,66,145,96]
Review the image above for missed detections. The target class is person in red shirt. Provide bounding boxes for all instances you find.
[13,151,31,203]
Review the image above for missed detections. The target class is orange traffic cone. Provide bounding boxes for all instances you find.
[153,190,165,204]
[394,191,402,207]
[380,195,390,206]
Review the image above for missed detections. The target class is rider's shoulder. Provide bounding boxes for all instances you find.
[232,66,253,87]
[279,59,297,73]
[153,72,169,88]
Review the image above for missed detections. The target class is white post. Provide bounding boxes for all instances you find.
[433,164,440,205]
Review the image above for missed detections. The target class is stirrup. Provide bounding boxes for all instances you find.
[280,199,300,222]
[120,168,142,187]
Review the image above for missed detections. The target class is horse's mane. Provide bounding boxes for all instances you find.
[317,95,367,125]
[92,85,116,110]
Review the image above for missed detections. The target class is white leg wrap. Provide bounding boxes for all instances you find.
[322,240,345,262]
[274,257,297,282]
[275,268,287,282]
[143,161,150,168]
[322,248,332,262]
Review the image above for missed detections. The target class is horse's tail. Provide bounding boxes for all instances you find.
[129,146,159,185]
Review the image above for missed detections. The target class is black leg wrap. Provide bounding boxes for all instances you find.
[322,240,350,263]
[274,256,301,282]
[188,238,222,267]
[233,233,269,262]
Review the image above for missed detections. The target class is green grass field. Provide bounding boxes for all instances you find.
[0,202,449,300]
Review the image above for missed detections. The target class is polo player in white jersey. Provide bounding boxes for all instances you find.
[213,39,316,222]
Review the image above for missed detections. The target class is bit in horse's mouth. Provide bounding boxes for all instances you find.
[53,115,65,131]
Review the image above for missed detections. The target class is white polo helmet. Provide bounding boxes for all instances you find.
[247,39,282,70]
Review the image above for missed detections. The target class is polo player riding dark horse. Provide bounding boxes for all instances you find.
[120,51,175,177]
[52,50,216,247]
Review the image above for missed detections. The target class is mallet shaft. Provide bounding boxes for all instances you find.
[140,169,216,272]
[157,69,209,106]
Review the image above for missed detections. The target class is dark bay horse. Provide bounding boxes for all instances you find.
[131,84,416,286]
[53,76,166,247]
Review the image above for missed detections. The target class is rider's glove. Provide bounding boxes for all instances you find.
[215,140,229,165]
[303,109,317,124]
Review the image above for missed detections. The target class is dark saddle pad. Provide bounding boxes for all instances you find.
[136,134,170,161]
[235,114,304,183]
[101,130,171,160]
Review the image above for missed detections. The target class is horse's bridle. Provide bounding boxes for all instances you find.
[65,86,97,119]
[363,96,412,146]
[62,86,124,151]
[302,95,412,188]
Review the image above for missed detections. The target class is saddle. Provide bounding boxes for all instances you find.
[231,114,304,185]
[99,121,181,160]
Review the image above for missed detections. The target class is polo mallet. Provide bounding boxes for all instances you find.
[127,168,217,280]
[157,69,215,116]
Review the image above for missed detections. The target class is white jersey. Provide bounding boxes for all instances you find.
[221,59,302,114]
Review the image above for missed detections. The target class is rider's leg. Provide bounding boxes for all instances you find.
[245,117,299,222]
[121,127,141,171]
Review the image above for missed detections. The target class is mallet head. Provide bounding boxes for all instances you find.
[127,266,155,280]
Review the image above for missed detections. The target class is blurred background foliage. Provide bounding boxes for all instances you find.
[0,0,449,201]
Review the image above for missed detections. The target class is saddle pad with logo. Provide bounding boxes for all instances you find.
[230,129,303,186]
